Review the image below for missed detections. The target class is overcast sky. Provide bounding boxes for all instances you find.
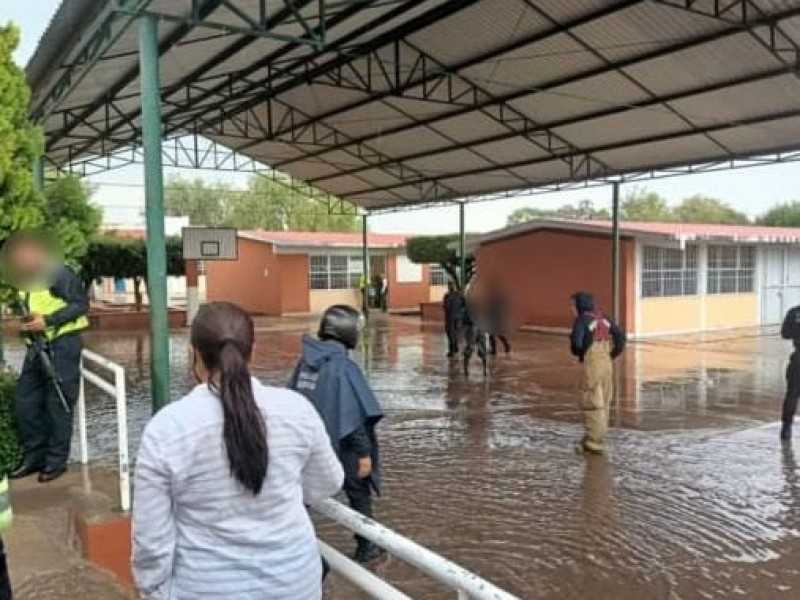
[7,2,800,235]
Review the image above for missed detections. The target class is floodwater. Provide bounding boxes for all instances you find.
[5,316,799,599]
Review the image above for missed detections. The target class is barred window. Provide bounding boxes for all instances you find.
[641,245,698,298]
[707,246,755,294]
[309,254,364,290]
[429,265,449,286]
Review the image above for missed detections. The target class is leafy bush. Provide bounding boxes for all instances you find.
[406,235,475,290]
[0,370,20,474]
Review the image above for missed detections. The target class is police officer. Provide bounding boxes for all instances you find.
[780,304,800,441]
[3,234,89,483]
[570,292,626,455]
[289,305,385,563]
[443,280,465,357]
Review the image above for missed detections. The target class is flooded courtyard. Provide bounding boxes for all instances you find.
[5,316,798,599]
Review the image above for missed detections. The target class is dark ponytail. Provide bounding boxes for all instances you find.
[191,302,267,495]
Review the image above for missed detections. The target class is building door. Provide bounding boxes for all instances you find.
[762,247,800,324]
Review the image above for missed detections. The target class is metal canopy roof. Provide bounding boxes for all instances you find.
[27,0,800,212]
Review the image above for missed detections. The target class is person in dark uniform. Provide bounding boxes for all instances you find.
[780,305,800,442]
[289,305,385,563]
[1,234,89,483]
[443,280,465,357]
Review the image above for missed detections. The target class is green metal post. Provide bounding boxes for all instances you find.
[459,202,466,289]
[362,214,370,318]
[611,182,621,322]
[33,156,45,194]
[139,14,170,412]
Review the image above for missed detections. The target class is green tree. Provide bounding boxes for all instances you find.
[506,199,609,226]
[0,23,45,247]
[80,236,184,310]
[164,174,358,231]
[757,201,800,227]
[406,235,475,290]
[43,174,102,260]
[620,188,673,222]
[165,175,230,227]
[674,195,749,225]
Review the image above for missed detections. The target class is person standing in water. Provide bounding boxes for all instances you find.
[780,304,800,441]
[133,302,343,600]
[289,305,385,563]
[570,292,626,455]
[443,280,465,357]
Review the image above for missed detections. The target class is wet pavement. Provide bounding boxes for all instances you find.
[4,316,799,599]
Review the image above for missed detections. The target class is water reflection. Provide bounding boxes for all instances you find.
[4,318,800,598]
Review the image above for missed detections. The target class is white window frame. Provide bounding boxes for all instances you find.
[309,254,364,290]
[429,265,449,286]
[706,245,755,295]
[640,245,698,298]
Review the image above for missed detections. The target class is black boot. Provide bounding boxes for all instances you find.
[781,422,793,442]
[354,539,385,564]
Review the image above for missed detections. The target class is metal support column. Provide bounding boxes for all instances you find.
[139,14,170,412]
[459,202,466,289]
[611,182,621,321]
[33,156,45,194]
[362,214,370,318]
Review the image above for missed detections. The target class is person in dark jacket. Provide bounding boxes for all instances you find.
[780,305,800,441]
[570,292,626,455]
[289,305,385,563]
[1,233,89,483]
[443,280,465,357]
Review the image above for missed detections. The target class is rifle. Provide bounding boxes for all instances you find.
[14,298,71,414]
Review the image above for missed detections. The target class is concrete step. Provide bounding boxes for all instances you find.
[7,468,133,600]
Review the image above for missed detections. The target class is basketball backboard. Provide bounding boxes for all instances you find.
[182,227,238,260]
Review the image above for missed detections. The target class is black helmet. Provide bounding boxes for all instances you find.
[318,304,362,349]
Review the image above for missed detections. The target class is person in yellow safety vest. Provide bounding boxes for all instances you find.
[1,234,89,483]
[569,292,626,455]
[0,476,12,600]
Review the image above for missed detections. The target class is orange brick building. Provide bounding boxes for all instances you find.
[206,231,448,315]
[476,220,800,338]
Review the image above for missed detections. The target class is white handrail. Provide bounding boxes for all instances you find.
[76,349,130,512]
[313,500,521,600]
[319,541,413,600]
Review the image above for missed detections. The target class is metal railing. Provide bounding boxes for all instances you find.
[313,499,521,600]
[75,349,130,512]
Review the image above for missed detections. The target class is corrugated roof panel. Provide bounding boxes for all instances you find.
[368,127,452,157]
[460,34,606,96]
[428,112,510,143]
[554,107,692,148]
[408,0,551,67]
[319,173,399,197]
[506,72,650,124]
[310,149,375,171]
[624,33,783,95]
[713,116,800,155]
[404,147,495,174]
[544,0,621,23]
[283,160,342,181]
[769,15,800,47]
[322,102,411,140]
[509,158,577,183]
[470,137,550,163]
[438,171,529,194]
[595,134,722,170]
[669,74,800,127]
[571,1,728,63]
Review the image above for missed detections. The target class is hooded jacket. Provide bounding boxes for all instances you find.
[289,334,383,491]
[570,292,626,362]
[782,305,800,350]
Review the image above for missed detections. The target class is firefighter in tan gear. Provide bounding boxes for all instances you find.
[570,292,626,455]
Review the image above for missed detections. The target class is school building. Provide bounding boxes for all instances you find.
[475,220,800,338]
[205,230,448,315]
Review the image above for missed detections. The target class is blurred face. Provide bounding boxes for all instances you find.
[3,238,57,289]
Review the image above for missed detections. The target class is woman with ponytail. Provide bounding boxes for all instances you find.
[132,302,343,600]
